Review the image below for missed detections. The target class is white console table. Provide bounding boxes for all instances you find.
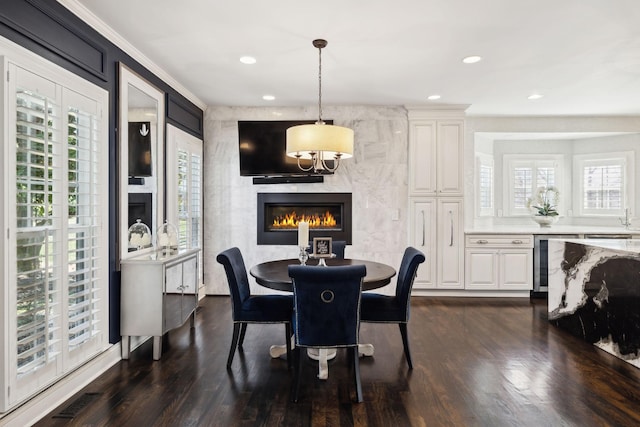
[120,248,200,360]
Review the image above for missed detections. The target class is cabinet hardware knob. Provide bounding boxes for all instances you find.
[477,239,488,244]
[512,240,523,244]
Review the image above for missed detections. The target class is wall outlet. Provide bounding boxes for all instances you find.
[391,209,400,221]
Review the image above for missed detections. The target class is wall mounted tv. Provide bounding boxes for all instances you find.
[238,120,334,177]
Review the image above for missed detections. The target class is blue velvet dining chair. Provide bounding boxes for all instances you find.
[359,247,425,369]
[216,247,293,369]
[288,264,367,403]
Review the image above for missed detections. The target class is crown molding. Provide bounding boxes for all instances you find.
[57,0,206,111]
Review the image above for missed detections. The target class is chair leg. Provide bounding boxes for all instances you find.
[285,323,292,370]
[292,347,302,403]
[399,323,413,369]
[351,347,363,402]
[227,322,241,369]
[238,323,248,349]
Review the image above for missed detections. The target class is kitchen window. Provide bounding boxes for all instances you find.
[574,152,634,216]
[503,155,563,216]
[476,153,494,216]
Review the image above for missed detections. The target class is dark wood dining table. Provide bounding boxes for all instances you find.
[249,258,397,292]
[249,257,396,380]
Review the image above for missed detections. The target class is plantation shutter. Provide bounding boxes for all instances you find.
[5,59,109,411]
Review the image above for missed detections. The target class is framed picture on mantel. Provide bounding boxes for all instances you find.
[312,237,332,258]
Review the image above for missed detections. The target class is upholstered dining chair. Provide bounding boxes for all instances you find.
[288,264,367,403]
[359,247,425,369]
[306,240,347,259]
[216,247,293,369]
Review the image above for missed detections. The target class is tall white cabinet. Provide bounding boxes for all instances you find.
[407,107,466,292]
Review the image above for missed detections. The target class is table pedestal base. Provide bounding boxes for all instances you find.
[269,342,375,380]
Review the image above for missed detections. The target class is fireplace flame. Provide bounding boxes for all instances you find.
[272,211,337,229]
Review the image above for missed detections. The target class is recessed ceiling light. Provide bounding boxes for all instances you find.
[262,95,275,101]
[462,55,482,64]
[528,94,544,100]
[240,56,256,65]
[427,94,441,100]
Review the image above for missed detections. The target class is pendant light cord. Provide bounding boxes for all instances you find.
[317,43,323,124]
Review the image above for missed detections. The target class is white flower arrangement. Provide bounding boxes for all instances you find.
[526,186,560,216]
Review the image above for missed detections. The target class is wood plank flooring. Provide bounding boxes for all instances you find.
[34,296,640,426]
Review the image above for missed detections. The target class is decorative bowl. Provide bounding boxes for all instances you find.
[531,215,558,228]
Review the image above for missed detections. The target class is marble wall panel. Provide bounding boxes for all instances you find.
[203,106,409,295]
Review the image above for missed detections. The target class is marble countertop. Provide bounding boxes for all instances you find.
[554,238,640,254]
[465,225,640,235]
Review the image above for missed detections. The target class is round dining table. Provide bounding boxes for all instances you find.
[249,257,397,380]
[250,258,397,292]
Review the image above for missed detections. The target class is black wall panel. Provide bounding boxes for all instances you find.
[0,0,205,343]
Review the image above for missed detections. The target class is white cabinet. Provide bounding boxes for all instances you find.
[465,235,533,290]
[410,198,464,290]
[121,248,200,360]
[408,118,464,196]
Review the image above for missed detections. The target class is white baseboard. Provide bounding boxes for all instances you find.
[0,344,122,427]
[412,290,530,298]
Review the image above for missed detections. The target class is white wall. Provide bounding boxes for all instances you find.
[203,105,409,295]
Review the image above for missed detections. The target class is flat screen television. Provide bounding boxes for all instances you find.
[238,120,334,176]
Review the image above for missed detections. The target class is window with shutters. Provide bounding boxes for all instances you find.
[166,125,203,295]
[476,154,494,217]
[2,53,109,411]
[503,155,563,216]
[574,152,634,216]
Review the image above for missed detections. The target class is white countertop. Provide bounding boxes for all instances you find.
[555,238,640,254]
[465,225,640,235]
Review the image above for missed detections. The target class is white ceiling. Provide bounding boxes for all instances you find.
[71,0,640,116]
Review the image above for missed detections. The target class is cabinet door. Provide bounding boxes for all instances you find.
[436,120,464,195]
[465,249,498,289]
[182,256,198,295]
[180,256,198,320]
[409,199,437,289]
[165,262,184,293]
[437,199,464,289]
[499,250,533,290]
[408,121,437,195]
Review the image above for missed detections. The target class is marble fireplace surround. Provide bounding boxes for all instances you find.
[204,105,409,296]
[257,192,352,245]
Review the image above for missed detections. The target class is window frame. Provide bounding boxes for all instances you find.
[573,151,634,217]
[165,125,204,296]
[475,153,494,217]
[502,154,564,217]
[1,46,109,412]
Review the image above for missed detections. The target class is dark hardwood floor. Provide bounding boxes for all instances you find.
[33,296,640,426]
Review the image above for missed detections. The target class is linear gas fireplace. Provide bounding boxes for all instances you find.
[257,193,352,245]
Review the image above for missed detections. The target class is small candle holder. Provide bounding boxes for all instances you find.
[298,246,309,265]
